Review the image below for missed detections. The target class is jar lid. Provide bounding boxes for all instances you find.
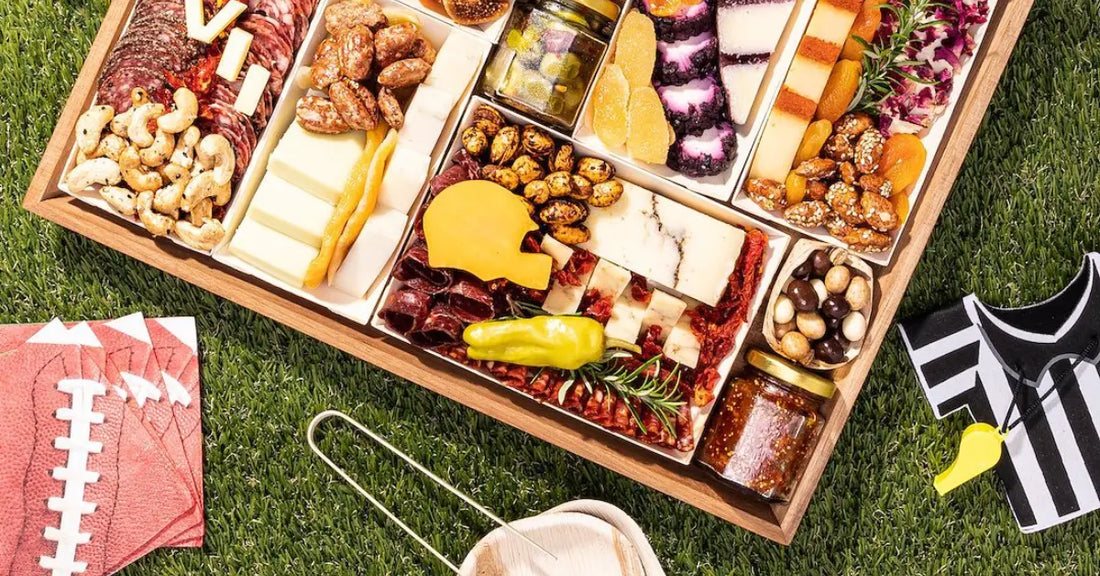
[747,350,836,399]
[575,0,621,22]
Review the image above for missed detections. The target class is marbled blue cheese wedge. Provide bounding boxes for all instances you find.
[663,309,701,368]
[641,290,687,341]
[541,236,593,316]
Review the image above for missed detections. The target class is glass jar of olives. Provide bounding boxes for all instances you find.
[698,350,835,502]
[483,0,620,129]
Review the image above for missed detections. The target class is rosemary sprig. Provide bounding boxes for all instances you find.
[560,351,685,437]
[851,0,948,113]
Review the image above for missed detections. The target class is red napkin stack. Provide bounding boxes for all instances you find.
[0,313,203,575]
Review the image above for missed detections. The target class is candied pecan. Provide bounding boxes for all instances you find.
[375,23,419,68]
[745,178,787,210]
[329,79,379,130]
[784,201,830,228]
[325,0,386,35]
[377,58,431,88]
[862,191,900,232]
[339,25,374,81]
[823,133,854,162]
[836,112,875,136]
[806,180,828,201]
[411,37,437,64]
[794,158,837,180]
[377,87,404,129]
[854,129,886,174]
[859,174,893,198]
[826,181,863,225]
[824,212,852,240]
[296,95,349,134]
[839,161,857,184]
[844,227,892,252]
[309,38,341,89]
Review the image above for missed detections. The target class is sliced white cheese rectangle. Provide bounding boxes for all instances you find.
[229,218,319,288]
[641,290,687,342]
[425,33,485,96]
[805,3,860,47]
[578,182,745,306]
[542,266,593,316]
[377,145,432,214]
[234,65,270,116]
[190,0,247,43]
[663,313,700,368]
[585,259,631,302]
[248,172,334,247]
[540,236,574,268]
[397,86,454,154]
[331,209,408,297]
[604,293,648,343]
[269,121,366,204]
[185,0,204,36]
[716,1,795,55]
[217,28,253,81]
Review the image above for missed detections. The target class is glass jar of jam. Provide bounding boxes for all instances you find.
[699,350,836,501]
[482,0,620,130]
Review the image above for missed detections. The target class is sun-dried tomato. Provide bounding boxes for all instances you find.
[629,273,652,303]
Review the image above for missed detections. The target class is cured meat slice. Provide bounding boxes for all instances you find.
[379,289,432,334]
[393,244,454,288]
[409,306,464,348]
[444,279,495,322]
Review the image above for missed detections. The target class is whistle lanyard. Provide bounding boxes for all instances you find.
[997,336,1100,436]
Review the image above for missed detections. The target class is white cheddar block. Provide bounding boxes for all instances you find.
[540,236,574,268]
[269,121,366,204]
[604,293,648,343]
[784,56,833,102]
[332,209,408,297]
[185,0,204,36]
[229,218,319,288]
[663,314,700,368]
[377,146,432,214]
[234,65,270,116]
[217,28,253,81]
[641,290,687,341]
[805,3,859,47]
[585,259,631,302]
[248,173,334,247]
[750,111,808,181]
[190,0,247,43]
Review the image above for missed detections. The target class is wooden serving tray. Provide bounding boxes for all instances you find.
[24,0,1035,544]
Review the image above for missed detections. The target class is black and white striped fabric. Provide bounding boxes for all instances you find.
[899,253,1100,532]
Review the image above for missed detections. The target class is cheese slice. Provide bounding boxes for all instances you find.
[397,86,454,154]
[585,259,631,302]
[269,122,367,204]
[641,290,687,341]
[331,209,409,297]
[425,33,485,96]
[377,145,432,214]
[229,218,319,288]
[542,265,594,316]
[604,293,648,343]
[217,28,254,81]
[540,236,574,268]
[248,173,334,247]
[190,0,247,43]
[185,0,205,36]
[234,65,270,116]
[663,313,700,368]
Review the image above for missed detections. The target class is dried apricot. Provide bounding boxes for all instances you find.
[891,191,911,224]
[794,119,832,166]
[816,60,862,123]
[615,10,657,90]
[592,64,630,149]
[627,86,670,164]
[785,172,807,205]
[842,2,883,61]
[876,134,927,192]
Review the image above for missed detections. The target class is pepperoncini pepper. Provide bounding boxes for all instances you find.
[462,316,606,370]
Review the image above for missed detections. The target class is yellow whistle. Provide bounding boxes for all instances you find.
[934,422,1006,496]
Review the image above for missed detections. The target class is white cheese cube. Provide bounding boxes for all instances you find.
[397,86,454,154]
[585,259,631,302]
[542,266,593,315]
[331,209,408,297]
[248,173,334,247]
[425,32,485,96]
[189,0,246,43]
[229,218,319,288]
[641,290,687,341]
[540,236,574,268]
[269,121,366,204]
[377,145,432,214]
[604,293,648,343]
[234,65,270,116]
[217,28,253,81]
[663,313,700,368]
[185,0,205,36]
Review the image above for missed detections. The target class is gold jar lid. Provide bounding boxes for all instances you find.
[574,0,621,22]
[747,350,836,399]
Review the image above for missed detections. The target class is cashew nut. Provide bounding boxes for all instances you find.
[136,191,174,237]
[182,171,231,211]
[160,162,189,183]
[169,126,200,169]
[120,146,163,192]
[75,105,115,155]
[187,197,213,226]
[175,218,226,251]
[110,109,133,137]
[66,157,122,191]
[157,88,198,134]
[140,129,175,167]
[91,133,127,162]
[99,186,137,216]
[131,87,152,108]
[153,180,185,217]
[196,134,235,186]
[128,103,166,148]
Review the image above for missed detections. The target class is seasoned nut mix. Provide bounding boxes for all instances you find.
[861,191,899,232]
[784,201,830,228]
[835,112,874,136]
[376,87,404,129]
[550,223,591,245]
[859,174,893,197]
[511,155,544,184]
[461,126,488,156]
[844,227,892,252]
[490,126,520,164]
[374,23,419,68]
[854,129,885,174]
[806,180,828,201]
[549,144,575,172]
[521,125,555,157]
[826,181,863,225]
[838,161,857,185]
[339,25,374,81]
[538,198,588,226]
[745,178,787,210]
[377,58,432,88]
[569,174,593,200]
[824,212,853,240]
[575,157,614,183]
[823,133,854,161]
[482,165,521,190]
[296,95,349,134]
[589,180,624,207]
[523,180,551,204]
[472,106,505,137]
[794,158,838,180]
[545,171,574,197]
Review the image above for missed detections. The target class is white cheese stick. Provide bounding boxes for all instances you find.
[190,0,246,43]
[217,28,253,81]
[377,145,432,214]
[234,65,270,116]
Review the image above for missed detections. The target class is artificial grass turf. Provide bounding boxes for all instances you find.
[2,0,1100,573]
